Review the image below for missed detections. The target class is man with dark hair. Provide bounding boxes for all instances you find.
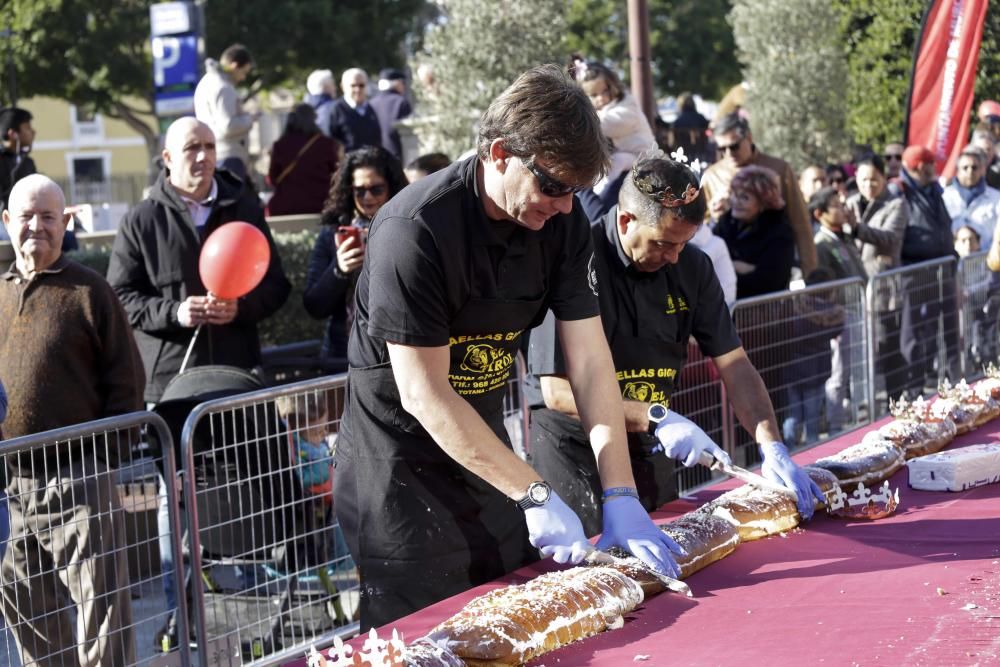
[335,65,683,630]
[701,113,817,274]
[0,174,143,666]
[809,186,866,432]
[528,150,823,536]
[194,43,256,179]
[0,107,36,217]
[369,68,412,160]
[970,124,1000,189]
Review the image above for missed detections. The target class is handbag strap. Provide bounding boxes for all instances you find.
[275,134,322,185]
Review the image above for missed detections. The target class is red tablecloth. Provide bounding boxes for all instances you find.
[320,419,1000,666]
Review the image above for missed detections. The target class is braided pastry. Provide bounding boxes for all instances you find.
[420,566,643,665]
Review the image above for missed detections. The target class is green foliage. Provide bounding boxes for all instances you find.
[4,0,434,156]
[5,0,157,149]
[973,7,1000,119]
[729,0,852,170]
[257,229,325,348]
[67,246,112,278]
[67,229,323,348]
[838,0,924,150]
[564,0,742,100]
[412,0,569,158]
[203,0,435,89]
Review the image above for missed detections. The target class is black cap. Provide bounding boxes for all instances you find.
[379,68,406,82]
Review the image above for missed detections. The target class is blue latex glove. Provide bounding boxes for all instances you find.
[759,441,825,520]
[655,411,732,468]
[596,495,686,579]
[523,491,592,564]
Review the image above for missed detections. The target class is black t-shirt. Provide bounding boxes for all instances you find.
[349,156,600,367]
[529,207,741,390]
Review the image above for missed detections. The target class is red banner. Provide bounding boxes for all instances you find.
[904,0,988,181]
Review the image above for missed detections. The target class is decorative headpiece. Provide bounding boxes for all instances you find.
[631,162,701,208]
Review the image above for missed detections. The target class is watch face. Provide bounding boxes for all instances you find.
[528,482,550,504]
[648,403,668,422]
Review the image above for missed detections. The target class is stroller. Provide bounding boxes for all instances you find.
[154,365,348,661]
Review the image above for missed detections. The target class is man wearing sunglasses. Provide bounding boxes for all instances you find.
[701,113,817,275]
[334,64,683,631]
[527,151,824,538]
[882,143,905,180]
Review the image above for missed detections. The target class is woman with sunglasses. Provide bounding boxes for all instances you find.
[303,146,407,359]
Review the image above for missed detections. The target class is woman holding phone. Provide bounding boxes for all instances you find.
[304,146,407,360]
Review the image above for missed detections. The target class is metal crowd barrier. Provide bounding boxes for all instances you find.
[956,251,998,380]
[176,374,357,667]
[0,412,188,667]
[866,256,960,419]
[729,277,871,467]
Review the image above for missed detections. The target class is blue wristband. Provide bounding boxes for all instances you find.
[602,486,639,501]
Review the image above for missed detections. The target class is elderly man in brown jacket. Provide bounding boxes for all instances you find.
[701,113,817,275]
[0,174,144,666]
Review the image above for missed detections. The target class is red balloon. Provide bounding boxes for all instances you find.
[199,222,271,299]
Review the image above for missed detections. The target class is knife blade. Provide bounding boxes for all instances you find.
[582,546,693,597]
[700,454,798,499]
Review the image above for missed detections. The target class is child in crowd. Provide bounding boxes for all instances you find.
[575,61,655,194]
[275,392,353,571]
[782,268,844,446]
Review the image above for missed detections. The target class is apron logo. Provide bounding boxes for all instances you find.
[460,343,514,374]
[622,381,657,402]
[665,293,689,315]
[587,252,598,296]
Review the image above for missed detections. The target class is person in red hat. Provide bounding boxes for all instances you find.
[893,144,956,395]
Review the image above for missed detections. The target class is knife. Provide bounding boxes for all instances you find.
[582,546,693,597]
[699,453,799,499]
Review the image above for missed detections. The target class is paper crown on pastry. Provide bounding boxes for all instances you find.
[307,629,407,667]
[827,480,900,520]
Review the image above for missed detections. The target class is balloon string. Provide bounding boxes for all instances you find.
[179,324,203,375]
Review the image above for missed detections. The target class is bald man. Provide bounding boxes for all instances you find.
[0,174,144,665]
[108,117,290,404]
[107,119,289,649]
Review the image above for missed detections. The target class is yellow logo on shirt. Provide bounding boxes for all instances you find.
[622,381,666,403]
[665,293,689,315]
[460,343,514,375]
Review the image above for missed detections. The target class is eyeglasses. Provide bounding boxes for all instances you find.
[353,184,387,198]
[883,153,903,161]
[521,156,581,197]
[716,139,744,155]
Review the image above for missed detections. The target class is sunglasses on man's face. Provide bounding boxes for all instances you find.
[883,153,903,161]
[521,156,581,197]
[716,139,744,155]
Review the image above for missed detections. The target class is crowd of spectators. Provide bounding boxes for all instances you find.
[3,46,1000,659]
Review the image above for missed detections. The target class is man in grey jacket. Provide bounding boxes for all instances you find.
[194,44,256,179]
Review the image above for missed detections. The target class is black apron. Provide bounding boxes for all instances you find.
[335,290,545,630]
[531,259,689,537]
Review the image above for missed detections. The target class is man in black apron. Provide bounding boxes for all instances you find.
[529,152,824,536]
[334,66,684,631]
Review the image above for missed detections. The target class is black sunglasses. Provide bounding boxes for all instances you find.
[883,153,903,161]
[716,140,744,155]
[830,176,845,184]
[521,157,581,197]
[353,184,387,198]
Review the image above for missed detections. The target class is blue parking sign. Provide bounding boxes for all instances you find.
[152,34,199,115]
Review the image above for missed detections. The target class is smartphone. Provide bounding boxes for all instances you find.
[335,226,362,246]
